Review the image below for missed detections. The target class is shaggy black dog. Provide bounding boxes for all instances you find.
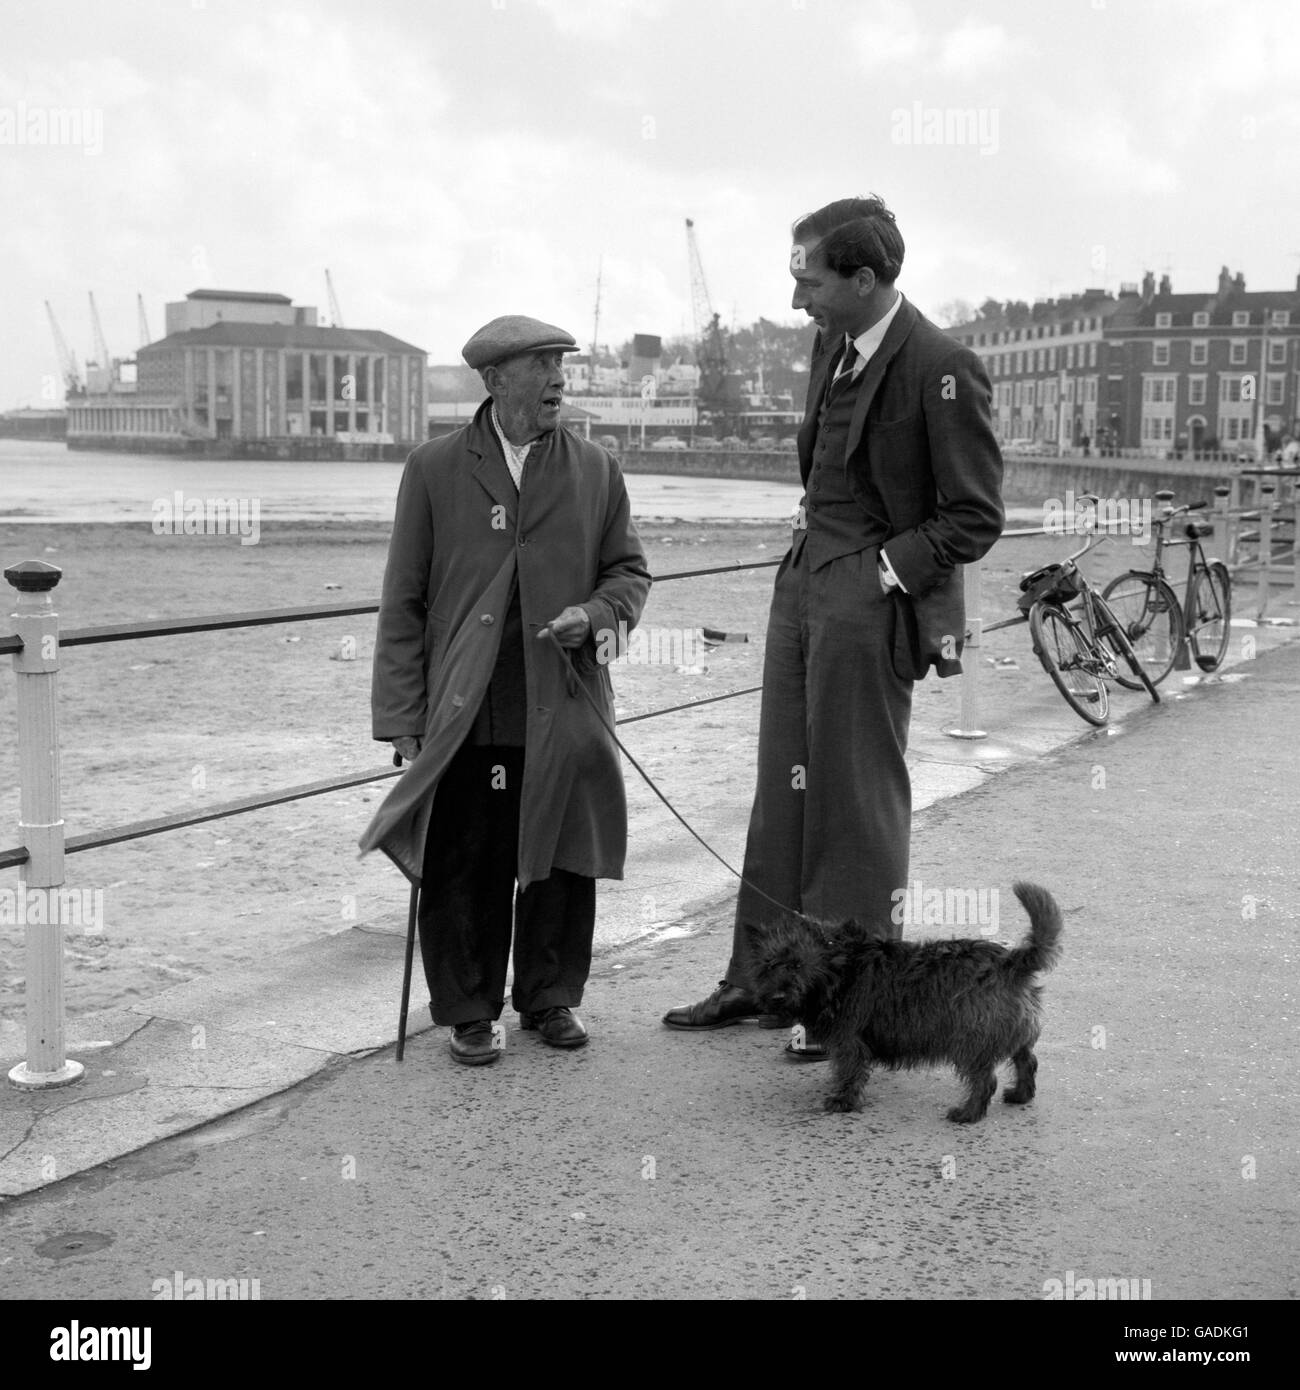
[747,882,1063,1123]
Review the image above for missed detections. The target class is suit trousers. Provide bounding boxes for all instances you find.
[725,544,913,991]
[417,743,596,1026]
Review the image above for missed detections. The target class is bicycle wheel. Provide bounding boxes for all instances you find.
[1100,571,1183,688]
[1029,600,1109,725]
[1187,560,1232,671]
[1094,591,1161,703]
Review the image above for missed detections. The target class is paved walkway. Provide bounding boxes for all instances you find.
[1,627,1297,1299]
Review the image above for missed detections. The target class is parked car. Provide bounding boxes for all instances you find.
[777,437,799,452]
[650,436,688,451]
[692,436,722,449]
[1002,439,1042,455]
[596,435,621,453]
[721,436,744,450]
[754,435,778,449]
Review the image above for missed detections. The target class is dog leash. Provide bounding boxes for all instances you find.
[539,624,812,926]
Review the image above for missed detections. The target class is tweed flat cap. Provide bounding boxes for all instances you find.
[462,315,579,369]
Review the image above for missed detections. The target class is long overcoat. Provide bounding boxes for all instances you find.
[799,298,1004,678]
[360,401,651,889]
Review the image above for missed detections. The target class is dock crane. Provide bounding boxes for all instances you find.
[325,268,345,327]
[44,301,83,398]
[684,218,733,429]
[137,293,152,348]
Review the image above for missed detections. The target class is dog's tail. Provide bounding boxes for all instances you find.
[1006,882,1063,977]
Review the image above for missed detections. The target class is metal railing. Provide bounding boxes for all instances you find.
[3,555,779,1088]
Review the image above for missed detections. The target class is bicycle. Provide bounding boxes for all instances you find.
[1100,490,1232,687]
[1018,523,1160,727]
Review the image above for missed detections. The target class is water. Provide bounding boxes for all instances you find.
[0,439,1047,525]
[0,440,806,524]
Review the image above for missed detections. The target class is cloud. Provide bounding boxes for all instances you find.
[936,21,1030,75]
[849,0,925,71]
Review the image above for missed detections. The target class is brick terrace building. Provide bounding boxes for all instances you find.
[948,270,1300,456]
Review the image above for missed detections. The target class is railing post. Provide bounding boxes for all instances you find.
[945,561,987,740]
[5,560,83,1090]
[1256,483,1274,620]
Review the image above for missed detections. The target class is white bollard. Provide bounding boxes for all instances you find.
[5,560,83,1089]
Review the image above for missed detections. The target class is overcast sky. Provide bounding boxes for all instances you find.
[2,0,1297,408]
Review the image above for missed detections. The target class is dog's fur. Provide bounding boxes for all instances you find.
[746,882,1063,1123]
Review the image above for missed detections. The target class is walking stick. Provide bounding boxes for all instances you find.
[396,877,419,1062]
[391,748,419,1063]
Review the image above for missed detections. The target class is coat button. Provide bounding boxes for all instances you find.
[480,613,494,625]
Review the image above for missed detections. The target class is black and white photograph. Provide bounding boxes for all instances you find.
[0,0,1295,1336]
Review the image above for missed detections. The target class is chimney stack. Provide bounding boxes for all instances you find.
[1140,271,1155,305]
[1158,274,1171,296]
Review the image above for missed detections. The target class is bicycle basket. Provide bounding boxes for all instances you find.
[1017,562,1083,612]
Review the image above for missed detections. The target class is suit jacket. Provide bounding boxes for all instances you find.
[360,401,651,888]
[798,296,1004,678]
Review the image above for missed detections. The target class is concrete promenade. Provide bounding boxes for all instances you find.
[1,624,1297,1300]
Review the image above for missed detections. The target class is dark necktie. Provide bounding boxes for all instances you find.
[831,339,859,390]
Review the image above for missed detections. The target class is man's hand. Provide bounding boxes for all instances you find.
[537,605,592,649]
[391,736,422,763]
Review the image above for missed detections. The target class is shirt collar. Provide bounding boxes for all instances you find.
[844,290,904,374]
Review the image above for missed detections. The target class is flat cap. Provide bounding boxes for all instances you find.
[462,315,579,370]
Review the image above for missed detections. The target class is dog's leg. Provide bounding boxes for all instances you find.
[1002,1046,1038,1105]
[947,1063,998,1124]
[823,1036,872,1113]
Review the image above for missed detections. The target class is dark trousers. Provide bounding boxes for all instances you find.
[726,545,913,991]
[418,744,596,1026]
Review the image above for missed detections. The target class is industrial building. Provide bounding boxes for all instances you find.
[65,289,427,458]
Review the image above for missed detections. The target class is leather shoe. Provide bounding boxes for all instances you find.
[783,1033,829,1062]
[449,1020,499,1066]
[519,1006,588,1048]
[662,981,760,1029]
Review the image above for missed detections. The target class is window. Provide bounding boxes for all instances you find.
[1191,340,1208,365]
[1153,341,1170,365]
[1268,339,1286,364]
[1066,344,1075,368]
[1266,375,1285,405]
[1155,312,1172,328]
[1049,347,1056,370]
[285,353,304,402]
[1193,311,1209,328]
[1189,377,1206,406]
[1220,377,1246,403]
[1271,310,1289,327]
[1229,341,1247,365]
[1089,343,1097,367]
[1232,311,1250,327]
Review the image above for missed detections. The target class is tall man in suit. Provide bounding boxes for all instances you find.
[663,196,1004,1050]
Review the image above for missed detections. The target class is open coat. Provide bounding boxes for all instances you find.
[360,402,651,889]
[799,297,1004,678]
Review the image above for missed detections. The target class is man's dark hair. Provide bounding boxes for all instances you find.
[792,196,904,284]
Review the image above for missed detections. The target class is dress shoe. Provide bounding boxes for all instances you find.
[449,1020,499,1066]
[519,1006,588,1048]
[662,981,760,1030]
[783,1030,828,1062]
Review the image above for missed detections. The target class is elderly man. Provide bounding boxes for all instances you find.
[361,315,650,1066]
[663,196,1004,1050]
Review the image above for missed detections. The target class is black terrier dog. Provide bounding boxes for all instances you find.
[746,882,1063,1123]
